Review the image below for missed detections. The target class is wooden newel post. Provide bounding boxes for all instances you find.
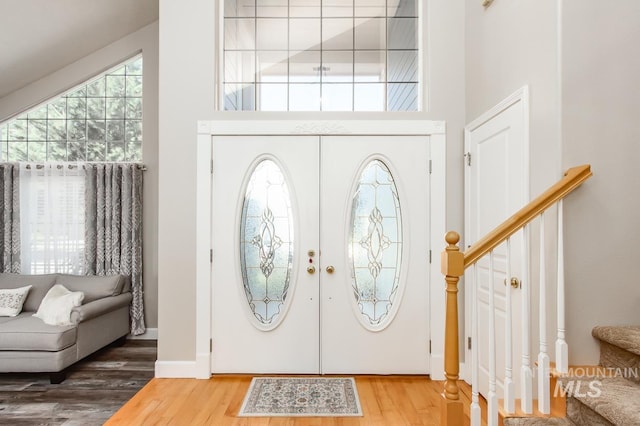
[440,231,464,425]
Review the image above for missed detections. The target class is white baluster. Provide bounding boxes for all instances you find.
[504,238,515,413]
[521,225,533,414]
[488,251,498,426]
[556,200,568,374]
[538,213,550,414]
[471,263,481,426]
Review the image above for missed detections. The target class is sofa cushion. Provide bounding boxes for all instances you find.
[0,273,56,312]
[55,274,127,303]
[0,313,77,351]
[34,284,84,326]
[0,314,24,325]
[0,285,32,316]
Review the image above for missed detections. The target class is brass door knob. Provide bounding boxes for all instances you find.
[326,266,335,274]
[504,277,520,289]
[307,265,316,274]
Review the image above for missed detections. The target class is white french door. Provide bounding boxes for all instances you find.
[211,134,430,374]
[320,136,430,374]
[212,136,320,374]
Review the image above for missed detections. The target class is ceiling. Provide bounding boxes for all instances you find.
[0,0,159,99]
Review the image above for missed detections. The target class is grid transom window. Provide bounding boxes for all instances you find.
[0,55,143,162]
[223,0,419,111]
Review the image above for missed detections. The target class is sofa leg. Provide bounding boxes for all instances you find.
[50,371,66,384]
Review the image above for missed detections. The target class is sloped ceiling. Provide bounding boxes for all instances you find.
[0,0,159,99]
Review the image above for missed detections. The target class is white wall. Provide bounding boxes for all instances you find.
[156,0,464,367]
[0,22,160,331]
[562,0,640,363]
[157,0,217,363]
[466,0,562,196]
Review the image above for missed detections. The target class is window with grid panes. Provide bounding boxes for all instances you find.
[0,55,143,162]
[223,0,420,111]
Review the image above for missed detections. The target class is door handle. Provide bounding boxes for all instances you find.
[307,265,316,274]
[504,277,520,289]
[326,265,335,274]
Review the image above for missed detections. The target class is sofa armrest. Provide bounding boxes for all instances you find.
[70,292,132,324]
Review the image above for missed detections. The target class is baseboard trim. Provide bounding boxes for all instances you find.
[430,354,445,380]
[128,327,158,340]
[195,352,212,379]
[155,360,197,378]
[460,362,469,382]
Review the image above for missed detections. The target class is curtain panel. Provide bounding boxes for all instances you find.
[0,163,20,273]
[19,163,85,275]
[85,163,144,335]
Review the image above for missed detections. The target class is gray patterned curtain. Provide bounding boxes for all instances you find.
[85,163,144,335]
[0,163,20,273]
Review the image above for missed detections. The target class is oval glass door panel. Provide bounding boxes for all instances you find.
[240,159,294,329]
[349,159,403,330]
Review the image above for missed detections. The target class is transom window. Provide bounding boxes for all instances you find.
[223,0,420,111]
[0,55,143,162]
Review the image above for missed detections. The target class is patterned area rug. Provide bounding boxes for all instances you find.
[238,377,363,417]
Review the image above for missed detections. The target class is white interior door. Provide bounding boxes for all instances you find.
[211,135,320,374]
[320,136,431,374]
[465,92,528,397]
[211,134,431,374]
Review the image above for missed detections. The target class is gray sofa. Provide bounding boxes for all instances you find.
[0,273,132,383]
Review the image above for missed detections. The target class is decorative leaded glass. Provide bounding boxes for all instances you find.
[349,159,402,327]
[240,159,294,326]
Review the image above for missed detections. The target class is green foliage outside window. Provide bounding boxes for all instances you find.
[0,55,143,162]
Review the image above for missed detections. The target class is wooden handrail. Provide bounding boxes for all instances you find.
[464,164,592,267]
[440,164,592,426]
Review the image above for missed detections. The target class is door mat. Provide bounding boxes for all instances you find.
[238,377,363,417]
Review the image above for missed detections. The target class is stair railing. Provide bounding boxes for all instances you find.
[440,164,593,426]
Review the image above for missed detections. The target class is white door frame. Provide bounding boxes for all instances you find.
[462,86,530,382]
[195,118,447,379]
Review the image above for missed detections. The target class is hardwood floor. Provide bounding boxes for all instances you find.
[1,338,476,425]
[107,376,474,425]
[0,339,156,426]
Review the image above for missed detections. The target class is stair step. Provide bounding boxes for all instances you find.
[499,398,568,425]
[592,326,640,384]
[549,363,616,378]
[503,418,575,426]
[565,376,640,425]
[592,325,640,357]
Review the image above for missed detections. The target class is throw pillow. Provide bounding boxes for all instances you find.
[33,284,84,326]
[0,285,32,316]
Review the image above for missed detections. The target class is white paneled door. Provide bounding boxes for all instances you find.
[211,135,430,374]
[465,91,528,399]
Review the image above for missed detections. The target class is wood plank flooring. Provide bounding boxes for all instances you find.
[0,339,156,425]
[107,376,474,425]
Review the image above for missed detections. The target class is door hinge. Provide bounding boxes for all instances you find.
[465,152,471,166]
[429,340,432,354]
[210,159,214,174]
[468,337,472,350]
[210,339,213,352]
[210,249,213,263]
[429,250,432,264]
[429,160,432,174]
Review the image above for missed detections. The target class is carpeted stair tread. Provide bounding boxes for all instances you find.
[592,326,640,357]
[503,417,575,425]
[567,376,640,425]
